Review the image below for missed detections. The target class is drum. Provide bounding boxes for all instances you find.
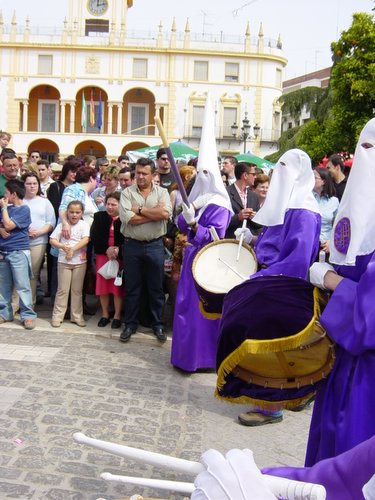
[215,275,335,410]
[192,239,257,319]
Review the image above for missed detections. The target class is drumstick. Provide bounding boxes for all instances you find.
[209,226,220,241]
[236,187,249,262]
[101,472,194,494]
[154,116,190,206]
[218,257,247,281]
[102,472,326,500]
[73,432,202,474]
[236,219,247,262]
[74,433,326,500]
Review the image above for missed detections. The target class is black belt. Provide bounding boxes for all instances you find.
[125,237,163,244]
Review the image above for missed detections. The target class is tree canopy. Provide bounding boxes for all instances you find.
[266,12,375,164]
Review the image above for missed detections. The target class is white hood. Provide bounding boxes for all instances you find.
[329,118,375,265]
[253,148,319,227]
[188,95,232,220]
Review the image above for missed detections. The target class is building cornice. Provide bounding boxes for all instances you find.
[0,42,287,66]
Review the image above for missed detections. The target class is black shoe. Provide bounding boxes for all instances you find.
[153,327,167,342]
[97,317,111,327]
[120,326,136,343]
[111,319,122,329]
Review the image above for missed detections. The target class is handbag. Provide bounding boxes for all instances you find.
[97,259,119,279]
[164,247,173,276]
[114,269,123,286]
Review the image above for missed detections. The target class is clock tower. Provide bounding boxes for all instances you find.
[67,0,133,36]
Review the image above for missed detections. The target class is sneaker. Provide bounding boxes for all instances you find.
[289,394,316,412]
[238,411,283,427]
[51,319,61,328]
[23,319,36,330]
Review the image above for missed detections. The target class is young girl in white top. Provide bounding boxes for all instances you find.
[49,201,90,327]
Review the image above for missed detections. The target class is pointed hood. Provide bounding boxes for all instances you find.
[253,148,319,227]
[188,95,232,219]
[330,118,375,265]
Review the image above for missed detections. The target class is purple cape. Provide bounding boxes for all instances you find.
[264,435,375,500]
[305,251,375,466]
[171,204,232,372]
[253,209,321,279]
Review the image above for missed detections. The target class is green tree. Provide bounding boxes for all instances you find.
[266,12,375,163]
[329,12,375,151]
[280,87,325,123]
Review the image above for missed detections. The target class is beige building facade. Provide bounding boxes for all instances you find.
[0,0,287,161]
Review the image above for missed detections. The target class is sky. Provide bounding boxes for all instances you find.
[0,0,373,79]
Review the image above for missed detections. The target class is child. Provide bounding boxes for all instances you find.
[0,179,37,329]
[0,131,12,150]
[49,201,90,327]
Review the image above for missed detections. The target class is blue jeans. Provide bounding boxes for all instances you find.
[123,238,165,330]
[0,250,36,321]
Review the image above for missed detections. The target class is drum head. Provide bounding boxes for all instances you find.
[193,239,257,294]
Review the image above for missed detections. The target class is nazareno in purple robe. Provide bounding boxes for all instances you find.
[263,435,375,500]
[252,208,321,280]
[171,204,232,372]
[305,251,375,467]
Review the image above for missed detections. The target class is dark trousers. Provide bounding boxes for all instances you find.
[123,238,165,330]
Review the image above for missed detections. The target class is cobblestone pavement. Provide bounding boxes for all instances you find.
[0,301,313,500]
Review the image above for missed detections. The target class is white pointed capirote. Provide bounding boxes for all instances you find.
[253,148,319,227]
[329,117,375,265]
[188,94,232,221]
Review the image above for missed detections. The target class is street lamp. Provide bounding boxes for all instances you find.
[231,112,260,153]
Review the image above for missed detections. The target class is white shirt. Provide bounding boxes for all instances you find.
[50,220,90,265]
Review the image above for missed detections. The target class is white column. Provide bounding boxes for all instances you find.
[60,101,66,132]
[22,100,29,132]
[107,103,113,134]
[117,103,123,134]
[69,102,75,133]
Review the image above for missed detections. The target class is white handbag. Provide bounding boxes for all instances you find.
[97,259,119,279]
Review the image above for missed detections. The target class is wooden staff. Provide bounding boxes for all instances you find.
[154,116,190,206]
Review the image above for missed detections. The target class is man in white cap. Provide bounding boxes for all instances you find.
[50,162,63,181]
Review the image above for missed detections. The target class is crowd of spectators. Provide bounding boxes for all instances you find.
[0,130,350,334]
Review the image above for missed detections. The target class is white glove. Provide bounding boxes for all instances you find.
[363,472,375,500]
[182,203,196,225]
[191,449,276,500]
[192,193,214,210]
[309,262,336,289]
[234,227,253,245]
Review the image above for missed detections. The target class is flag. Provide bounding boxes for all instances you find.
[90,90,95,127]
[98,92,103,131]
[81,93,86,131]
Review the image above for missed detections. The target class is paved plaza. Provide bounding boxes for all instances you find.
[0,302,313,500]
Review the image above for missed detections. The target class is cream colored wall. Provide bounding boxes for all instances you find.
[0,6,286,158]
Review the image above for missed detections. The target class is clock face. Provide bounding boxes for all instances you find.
[87,0,109,16]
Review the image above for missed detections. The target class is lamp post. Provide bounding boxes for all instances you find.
[231,112,261,154]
